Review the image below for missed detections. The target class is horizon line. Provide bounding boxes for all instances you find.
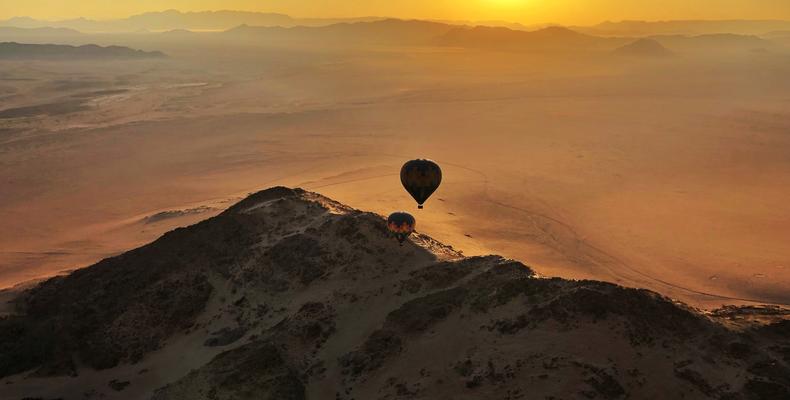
[3,9,790,28]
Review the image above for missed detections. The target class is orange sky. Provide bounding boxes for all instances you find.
[3,1,790,25]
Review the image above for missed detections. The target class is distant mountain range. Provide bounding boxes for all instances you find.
[648,33,771,53]
[0,26,81,36]
[2,10,790,37]
[222,21,627,51]
[224,20,774,54]
[576,19,790,37]
[0,15,781,56]
[224,19,455,45]
[436,25,626,51]
[0,42,165,59]
[0,10,552,34]
[0,187,787,399]
[0,10,385,32]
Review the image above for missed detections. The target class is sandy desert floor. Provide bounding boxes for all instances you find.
[1,44,789,309]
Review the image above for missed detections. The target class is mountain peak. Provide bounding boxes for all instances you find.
[1,187,788,399]
[613,38,674,57]
[534,25,583,35]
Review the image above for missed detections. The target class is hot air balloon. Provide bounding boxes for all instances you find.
[400,159,442,209]
[387,211,416,245]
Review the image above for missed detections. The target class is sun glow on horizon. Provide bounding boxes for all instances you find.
[2,1,790,25]
[483,0,526,6]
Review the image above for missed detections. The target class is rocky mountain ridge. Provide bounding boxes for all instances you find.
[0,187,788,399]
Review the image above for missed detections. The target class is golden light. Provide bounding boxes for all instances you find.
[483,0,527,7]
[473,0,531,17]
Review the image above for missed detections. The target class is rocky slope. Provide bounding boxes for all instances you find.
[0,187,788,400]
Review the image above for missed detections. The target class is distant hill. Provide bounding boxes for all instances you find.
[5,12,790,39]
[0,26,81,36]
[430,19,557,31]
[243,21,776,54]
[650,33,773,53]
[223,22,634,51]
[2,13,786,56]
[613,38,674,57]
[764,30,790,39]
[437,25,627,51]
[224,19,456,45]
[0,10,385,33]
[0,10,544,34]
[0,42,165,59]
[577,19,790,37]
[0,187,787,399]
[160,28,197,37]
[0,27,82,45]
[222,22,772,54]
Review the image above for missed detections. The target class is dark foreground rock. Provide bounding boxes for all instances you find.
[1,187,788,400]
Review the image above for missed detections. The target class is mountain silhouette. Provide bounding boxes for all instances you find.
[224,19,456,45]
[0,187,788,399]
[0,10,384,33]
[0,42,165,59]
[613,38,674,57]
[577,19,790,36]
[0,26,81,36]
[437,25,625,51]
[650,33,772,53]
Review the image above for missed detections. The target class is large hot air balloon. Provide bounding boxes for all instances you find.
[387,211,416,245]
[400,159,442,209]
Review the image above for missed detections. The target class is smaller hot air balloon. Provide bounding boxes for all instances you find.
[401,159,442,209]
[387,211,416,245]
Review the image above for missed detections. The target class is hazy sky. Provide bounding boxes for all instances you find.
[4,0,790,25]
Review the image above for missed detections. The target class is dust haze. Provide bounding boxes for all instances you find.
[2,14,790,309]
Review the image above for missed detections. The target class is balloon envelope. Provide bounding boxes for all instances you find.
[400,159,442,209]
[387,211,416,244]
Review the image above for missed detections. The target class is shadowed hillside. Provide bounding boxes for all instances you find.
[223,19,456,45]
[0,42,165,59]
[0,26,81,37]
[613,38,674,57]
[650,33,773,53]
[1,187,788,399]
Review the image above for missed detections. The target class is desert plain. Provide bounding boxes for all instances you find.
[1,25,789,310]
